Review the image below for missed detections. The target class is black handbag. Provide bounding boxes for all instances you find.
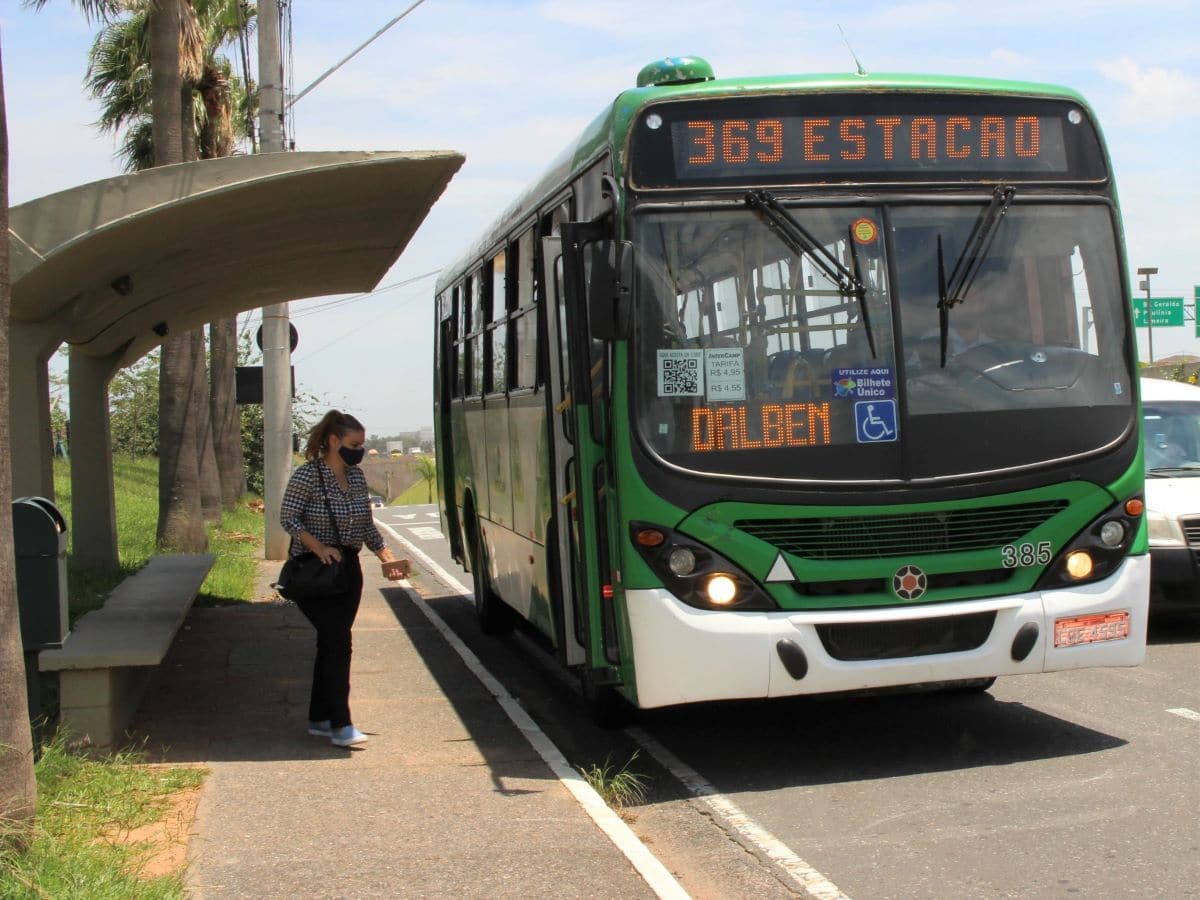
[274,465,349,602]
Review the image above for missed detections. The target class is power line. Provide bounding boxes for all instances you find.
[286,0,430,110]
[293,286,430,362]
[290,268,441,319]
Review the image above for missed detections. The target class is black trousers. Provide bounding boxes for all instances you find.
[294,549,363,729]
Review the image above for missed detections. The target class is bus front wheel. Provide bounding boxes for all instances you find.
[581,667,633,728]
[469,523,515,636]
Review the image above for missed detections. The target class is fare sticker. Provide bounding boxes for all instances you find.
[704,348,746,401]
[851,217,878,244]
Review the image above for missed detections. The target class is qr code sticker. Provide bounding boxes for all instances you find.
[657,349,704,397]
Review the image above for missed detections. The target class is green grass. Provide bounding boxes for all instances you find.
[54,457,158,622]
[195,498,262,606]
[0,734,207,899]
[52,457,263,618]
[389,475,436,506]
[579,752,648,810]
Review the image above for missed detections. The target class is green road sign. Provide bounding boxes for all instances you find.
[1134,296,1184,328]
[1195,286,1200,337]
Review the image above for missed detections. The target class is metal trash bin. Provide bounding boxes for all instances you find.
[12,496,69,651]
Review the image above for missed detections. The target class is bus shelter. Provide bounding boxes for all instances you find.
[8,150,463,568]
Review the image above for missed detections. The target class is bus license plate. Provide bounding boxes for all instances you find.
[1053,611,1130,647]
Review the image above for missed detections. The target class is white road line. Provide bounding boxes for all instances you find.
[626,727,851,900]
[1166,707,1200,722]
[405,526,445,541]
[393,513,417,520]
[425,512,440,519]
[376,520,690,900]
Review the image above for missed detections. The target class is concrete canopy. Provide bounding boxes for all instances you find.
[10,150,464,367]
[7,150,463,568]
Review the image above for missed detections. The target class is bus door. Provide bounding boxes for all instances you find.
[541,235,616,675]
[435,313,461,561]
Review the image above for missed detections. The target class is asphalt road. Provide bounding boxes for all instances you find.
[377,503,1200,899]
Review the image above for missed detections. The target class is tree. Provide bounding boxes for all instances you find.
[211,318,245,504]
[149,0,208,551]
[86,0,253,512]
[0,36,39,838]
[30,0,211,550]
[413,454,437,504]
[108,350,161,456]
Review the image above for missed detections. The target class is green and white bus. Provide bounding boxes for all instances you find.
[433,57,1147,713]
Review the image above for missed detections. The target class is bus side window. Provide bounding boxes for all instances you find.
[452,285,465,398]
[485,253,507,394]
[513,229,537,390]
[491,250,507,322]
[469,273,486,397]
[463,277,475,397]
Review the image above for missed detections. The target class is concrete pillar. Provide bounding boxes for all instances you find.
[67,348,123,571]
[8,322,59,501]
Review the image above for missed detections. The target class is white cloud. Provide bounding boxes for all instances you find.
[1098,56,1200,125]
[536,0,750,33]
[989,47,1034,67]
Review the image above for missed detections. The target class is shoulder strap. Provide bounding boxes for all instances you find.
[314,463,344,547]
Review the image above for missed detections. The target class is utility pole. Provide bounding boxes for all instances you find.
[259,0,292,559]
[1138,266,1159,366]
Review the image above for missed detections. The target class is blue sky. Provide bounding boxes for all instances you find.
[5,0,1199,433]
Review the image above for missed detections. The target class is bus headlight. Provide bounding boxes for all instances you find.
[1065,551,1094,580]
[705,575,738,606]
[668,547,697,576]
[1098,520,1125,547]
[1035,496,1142,590]
[1146,510,1185,547]
[629,522,776,611]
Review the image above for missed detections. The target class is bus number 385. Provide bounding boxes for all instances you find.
[1001,541,1054,568]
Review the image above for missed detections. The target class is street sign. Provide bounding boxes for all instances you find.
[1195,286,1200,337]
[255,322,300,353]
[1133,296,1184,328]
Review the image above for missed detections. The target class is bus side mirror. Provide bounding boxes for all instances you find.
[584,240,633,341]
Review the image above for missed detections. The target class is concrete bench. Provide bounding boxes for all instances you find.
[40,553,216,748]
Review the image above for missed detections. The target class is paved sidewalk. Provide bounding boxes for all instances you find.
[130,556,655,899]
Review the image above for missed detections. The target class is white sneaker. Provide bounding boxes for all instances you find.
[330,725,368,747]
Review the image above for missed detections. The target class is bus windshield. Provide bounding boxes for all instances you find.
[632,201,1133,482]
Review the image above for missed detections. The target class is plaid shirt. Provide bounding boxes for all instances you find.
[280,460,385,557]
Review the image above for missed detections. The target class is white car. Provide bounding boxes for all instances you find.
[1141,376,1200,606]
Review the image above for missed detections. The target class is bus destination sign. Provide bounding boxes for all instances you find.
[630,95,1107,188]
[673,113,1064,178]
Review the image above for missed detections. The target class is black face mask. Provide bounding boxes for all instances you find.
[338,446,365,467]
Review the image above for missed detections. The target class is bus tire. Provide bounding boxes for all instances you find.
[581,668,634,728]
[469,522,515,636]
[945,677,996,693]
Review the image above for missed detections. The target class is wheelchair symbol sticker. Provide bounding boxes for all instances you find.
[854,400,898,443]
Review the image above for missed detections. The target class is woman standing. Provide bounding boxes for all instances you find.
[280,410,403,747]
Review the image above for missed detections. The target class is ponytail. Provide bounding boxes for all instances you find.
[304,410,366,462]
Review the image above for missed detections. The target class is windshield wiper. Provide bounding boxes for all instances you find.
[745,190,876,359]
[936,184,1016,367]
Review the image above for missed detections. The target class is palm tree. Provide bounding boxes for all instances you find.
[87,1,253,516]
[0,38,39,838]
[27,0,209,551]
[148,0,209,550]
[413,454,437,504]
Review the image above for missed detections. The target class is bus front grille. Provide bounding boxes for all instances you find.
[816,611,996,661]
[736,501,1067,560]
[1181,517,1200,550]
[792,568,1014,600]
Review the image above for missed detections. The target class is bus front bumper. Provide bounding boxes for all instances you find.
[625,554,1149,709]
